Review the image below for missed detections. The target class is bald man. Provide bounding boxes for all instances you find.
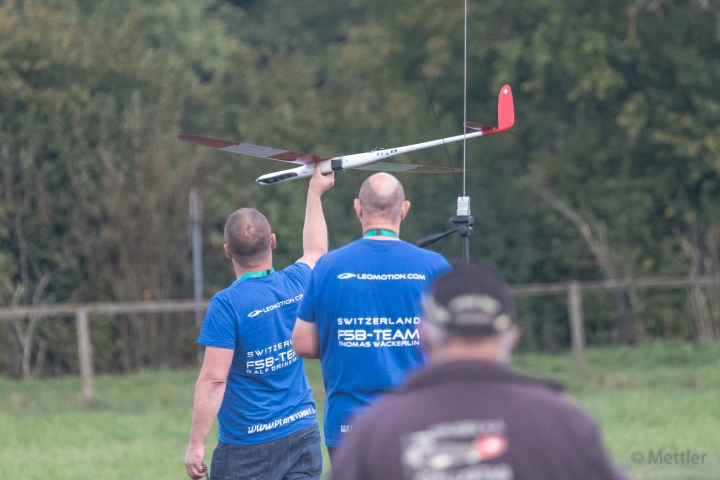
[293,173,451,461]
[185,163,333,480]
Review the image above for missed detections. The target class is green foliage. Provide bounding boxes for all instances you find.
[2,0,720,375]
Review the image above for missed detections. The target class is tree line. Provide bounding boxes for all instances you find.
[1,0,719,378]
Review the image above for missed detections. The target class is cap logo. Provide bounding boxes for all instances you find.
[448,294,501,315]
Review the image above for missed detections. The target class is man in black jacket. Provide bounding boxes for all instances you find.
[331,264,626,480]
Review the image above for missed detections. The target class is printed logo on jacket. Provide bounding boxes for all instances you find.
[402,419,512,480]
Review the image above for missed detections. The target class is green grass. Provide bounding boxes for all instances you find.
[1,342,719,479]
[513,342,720,479]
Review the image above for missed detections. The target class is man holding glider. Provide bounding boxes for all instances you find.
[292,172,451,461]
[184,163,334,480]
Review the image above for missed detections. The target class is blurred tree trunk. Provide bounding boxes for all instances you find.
[678,225,718,342]
[706,226,720,337]
[531,182,647,344]
[8,275,53,379]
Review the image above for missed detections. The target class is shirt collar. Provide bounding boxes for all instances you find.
[235,268,275,283]
[399,359,564,393]
[363,229,399,239]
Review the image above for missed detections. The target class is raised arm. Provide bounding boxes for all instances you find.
[297,162,334,268]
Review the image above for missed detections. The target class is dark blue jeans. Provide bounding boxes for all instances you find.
[210,424,323,480]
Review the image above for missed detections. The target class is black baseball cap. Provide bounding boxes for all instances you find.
[423,263,516,335]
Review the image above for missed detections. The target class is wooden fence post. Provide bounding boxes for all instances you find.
[75,307,95,401]
[567,282,587,372]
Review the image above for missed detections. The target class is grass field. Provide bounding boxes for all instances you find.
[1,341,718,479]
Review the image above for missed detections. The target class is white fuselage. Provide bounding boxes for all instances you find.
[255,130,485,185]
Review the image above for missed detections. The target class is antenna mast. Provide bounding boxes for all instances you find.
[417,0,474,263]
[457,0,473,264]
[463,0,467,197]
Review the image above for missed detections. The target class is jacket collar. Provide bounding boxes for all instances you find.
[400,359,564,393]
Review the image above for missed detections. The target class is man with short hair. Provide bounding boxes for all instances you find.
[292,172,451,461]
[184,163,334,480]
[331,264,626,480]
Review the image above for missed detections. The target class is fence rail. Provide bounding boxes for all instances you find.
[2,276,719,400]
[0,300,209,400]
[0,300,209,319]
[510,275,720,295]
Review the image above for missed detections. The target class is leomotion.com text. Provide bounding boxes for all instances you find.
[337,273,426,280]
[247,294,303,317]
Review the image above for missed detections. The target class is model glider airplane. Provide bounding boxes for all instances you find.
[179,85,514,186]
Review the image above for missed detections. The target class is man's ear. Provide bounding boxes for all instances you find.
[353,198,363,219]
[223,244,232,259]
[270,233,277,250]
[400,200,411,220]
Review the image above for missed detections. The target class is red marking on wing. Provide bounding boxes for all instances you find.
[178,134,236,149]
[269,152,331,164]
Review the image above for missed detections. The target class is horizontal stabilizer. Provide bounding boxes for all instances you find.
[355,162,464,174]
[465,123,497,133]
[465,123,514,134]
[177,134,331,165]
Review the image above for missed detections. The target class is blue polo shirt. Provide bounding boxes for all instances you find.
[295,239,451,446]
[198,263,317,445]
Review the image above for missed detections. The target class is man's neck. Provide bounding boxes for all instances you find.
[431,339,506,364]
[232,258,273,279]
[362,223,401,240]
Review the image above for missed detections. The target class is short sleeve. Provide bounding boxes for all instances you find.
[433,255,452,277]
[424,254,452,295]
[295,267,318,323]
[198,295,237,349]
[282,262,312,288]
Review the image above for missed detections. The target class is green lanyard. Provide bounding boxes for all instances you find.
[235,268,275,283]
[363,229,398,239]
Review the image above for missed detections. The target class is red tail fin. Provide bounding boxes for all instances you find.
[465,85,514,134]
[497,85,514,132]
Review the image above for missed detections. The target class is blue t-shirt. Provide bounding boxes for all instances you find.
[198,263,317,445]
[295,239,451,446]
